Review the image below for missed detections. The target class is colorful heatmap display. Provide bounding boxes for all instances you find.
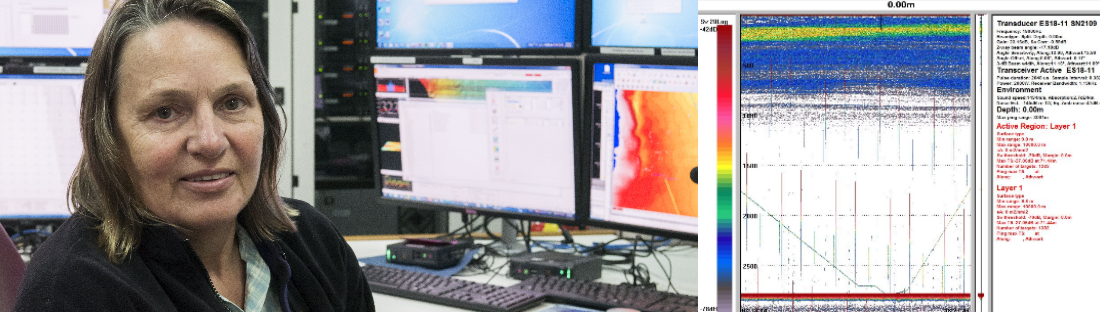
[411,79,553,100]
[613,90,699,217]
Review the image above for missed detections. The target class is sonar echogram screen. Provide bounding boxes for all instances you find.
[739,15,973,312]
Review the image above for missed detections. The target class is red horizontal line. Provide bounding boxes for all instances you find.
[741,14,969,17]
[742,293,970,300]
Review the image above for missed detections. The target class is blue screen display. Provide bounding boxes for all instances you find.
[375,0,576,49]
[590,0,698,49]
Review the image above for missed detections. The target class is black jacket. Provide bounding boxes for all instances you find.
[13,198,374,311]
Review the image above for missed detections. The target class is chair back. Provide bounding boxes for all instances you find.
[0,221,26,312]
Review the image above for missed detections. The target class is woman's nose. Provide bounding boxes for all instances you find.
[186,107,229,160]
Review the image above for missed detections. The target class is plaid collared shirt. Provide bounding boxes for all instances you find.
[218,225,281,312]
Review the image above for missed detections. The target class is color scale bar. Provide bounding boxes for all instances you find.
[717,24,734,312]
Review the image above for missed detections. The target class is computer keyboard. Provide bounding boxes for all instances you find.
[509,275,698,312]
[362,264,544,312]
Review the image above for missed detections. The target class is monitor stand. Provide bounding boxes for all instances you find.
[492,218,527,256]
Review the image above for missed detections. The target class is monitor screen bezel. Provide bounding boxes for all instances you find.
[583,54,698,241]
[369,0,586,56]
[370,56,588,226]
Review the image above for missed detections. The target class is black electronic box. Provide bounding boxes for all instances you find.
[508,251,603,281]
[385,238,473,269]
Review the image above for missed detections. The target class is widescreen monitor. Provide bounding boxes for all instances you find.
[374,0,579,55]
[586,55,698,240]
[0,63,84,219]
[0,0,112,57]
[588,0,698,55]
[373,57,585,224]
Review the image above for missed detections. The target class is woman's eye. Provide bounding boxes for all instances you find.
[225,98,244,111]
[155,107,174,120]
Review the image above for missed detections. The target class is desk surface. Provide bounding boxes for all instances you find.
[347,234,698,311]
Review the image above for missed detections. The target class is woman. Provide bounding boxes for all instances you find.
[13,0,374,311]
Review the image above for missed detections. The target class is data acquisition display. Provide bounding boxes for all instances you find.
[373,57,585,224]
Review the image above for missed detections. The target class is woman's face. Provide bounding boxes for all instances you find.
[115,19,263,231]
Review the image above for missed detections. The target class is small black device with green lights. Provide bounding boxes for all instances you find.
[508,251,603,281]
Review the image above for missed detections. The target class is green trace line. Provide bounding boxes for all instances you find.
[742,188,971,294]
[742,191,886,293]
[903,188,971,294]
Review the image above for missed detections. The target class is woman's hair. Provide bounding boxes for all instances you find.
[70,0,296,263]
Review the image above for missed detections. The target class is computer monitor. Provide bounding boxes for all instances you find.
[373,0,580,55]
[373,57,585,225]
[587,0,698,56]
[0,0,112,57]
[0,58,85,220]
[586,55,698,240]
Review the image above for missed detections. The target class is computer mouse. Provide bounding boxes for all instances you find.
[606,308,641,312]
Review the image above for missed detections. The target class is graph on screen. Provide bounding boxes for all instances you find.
[738,15,974,311]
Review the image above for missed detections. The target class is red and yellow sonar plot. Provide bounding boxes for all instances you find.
[612,90,698,218]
